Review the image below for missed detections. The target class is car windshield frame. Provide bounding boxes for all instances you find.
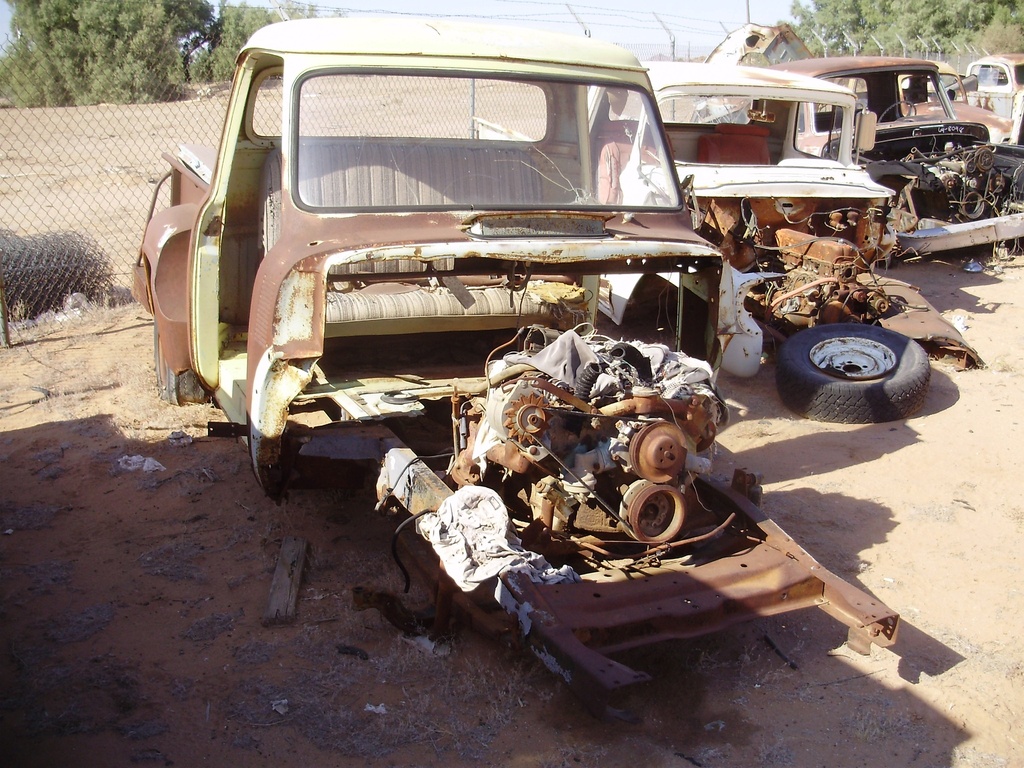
[290,68,681,213]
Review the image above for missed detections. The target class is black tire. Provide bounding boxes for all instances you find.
[775,323,930,424]
[153,323,207,406]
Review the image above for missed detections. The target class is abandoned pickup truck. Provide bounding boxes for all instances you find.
[775,57,1024,259]
[132,17,898,718]
[608,61,975,422]
[965,54,1024,119]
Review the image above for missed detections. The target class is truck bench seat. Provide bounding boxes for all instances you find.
[297,139,543,209]
[323,282,587,337]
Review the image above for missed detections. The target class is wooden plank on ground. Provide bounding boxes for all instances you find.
[262,536,307,626]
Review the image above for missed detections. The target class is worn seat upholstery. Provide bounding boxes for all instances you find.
[323,282,588,337]
[696,123,771,165]
[261,139,542,255]
[297,139,542,209]
[323,280,589,333]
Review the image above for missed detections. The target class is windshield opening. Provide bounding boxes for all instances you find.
[293,72,679,211]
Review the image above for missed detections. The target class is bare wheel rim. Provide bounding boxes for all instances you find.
[808,335,897,380]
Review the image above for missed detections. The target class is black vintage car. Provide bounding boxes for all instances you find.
[775,57,1024,252]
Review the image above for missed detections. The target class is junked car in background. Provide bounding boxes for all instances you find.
[775,56,1024,259]
[704,22,811,67]
[706,24,1024,260]
[776,57,991,161]
[607,61,976,424]
[132,17,899,718]
[707,24,1010,141]
[966,53,1024,119]
[932,59,1012,143]
[965,54,1024,148]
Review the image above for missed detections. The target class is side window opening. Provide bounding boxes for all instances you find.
[977,65,1009,88]
[219,65,285,334]
[251,70,285,140]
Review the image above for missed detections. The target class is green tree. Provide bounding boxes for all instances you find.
[190,2,275,83]
[791,0,1017,57]
[0,0,216,106]
[188,3,323,84]
[975,6,1024,53]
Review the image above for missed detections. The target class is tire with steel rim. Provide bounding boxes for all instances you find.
[775,323,930,424]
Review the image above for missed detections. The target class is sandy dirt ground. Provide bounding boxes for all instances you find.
[0,253,1022,767]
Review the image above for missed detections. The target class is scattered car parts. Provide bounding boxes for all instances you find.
[604,61,975,423]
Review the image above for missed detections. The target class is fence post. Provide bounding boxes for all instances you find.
[0,267,10,348]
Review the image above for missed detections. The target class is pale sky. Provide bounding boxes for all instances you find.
[261,1,798,50]
[0,1,797,55]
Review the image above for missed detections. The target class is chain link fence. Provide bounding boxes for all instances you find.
[0,29,230,344]
[0,30,693,345]
[0,21,986,345]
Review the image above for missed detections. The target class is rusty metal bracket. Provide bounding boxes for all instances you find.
[207,421,247,438]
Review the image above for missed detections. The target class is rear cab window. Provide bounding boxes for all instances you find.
[292,72,680,211]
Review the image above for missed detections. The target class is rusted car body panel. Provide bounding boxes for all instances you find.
[135,17,899,717]
[381,449,897,719]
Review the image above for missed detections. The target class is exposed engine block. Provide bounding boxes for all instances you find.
[450,328,725,546]
[891,144,1024,229]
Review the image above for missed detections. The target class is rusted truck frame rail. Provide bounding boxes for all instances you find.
[381,446,898,720]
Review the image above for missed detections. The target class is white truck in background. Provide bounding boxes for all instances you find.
[965,54,1024,119]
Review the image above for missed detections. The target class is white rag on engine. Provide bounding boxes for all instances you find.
[415,485,579,592]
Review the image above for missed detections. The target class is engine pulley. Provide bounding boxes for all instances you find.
[975,146,995,173]
[959,191,987,221]
[627,420,687,483]
[503,392,549,442]
[621,479,687,544]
